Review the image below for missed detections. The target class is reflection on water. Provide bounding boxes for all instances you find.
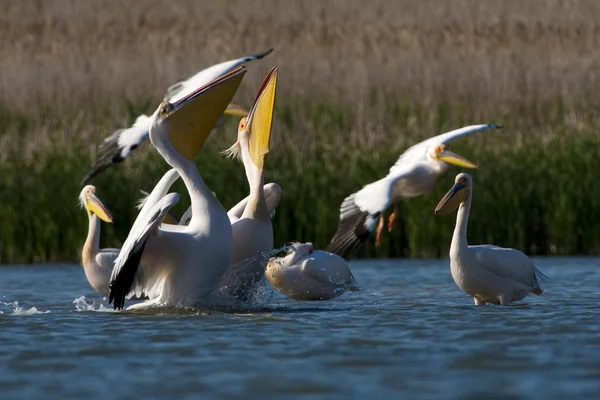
[1,258,600,399]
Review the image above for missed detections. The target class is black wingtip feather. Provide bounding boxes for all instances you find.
[109,239,147,310]
[325,196,377,260]
[81,132,126,184]
[250,48,274,61]
[80,153,124,184]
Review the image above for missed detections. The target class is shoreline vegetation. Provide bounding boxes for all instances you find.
[1,0,599,263]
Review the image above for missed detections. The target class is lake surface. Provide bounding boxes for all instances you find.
[1,258,600,399]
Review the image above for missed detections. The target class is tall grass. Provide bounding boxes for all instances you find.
[0,0,599,263]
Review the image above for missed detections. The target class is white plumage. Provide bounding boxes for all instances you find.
[81,49,273,183]
[435,173,546,306]
[326,124,503,259]
[108,67,247,310]
[266,243,360,301]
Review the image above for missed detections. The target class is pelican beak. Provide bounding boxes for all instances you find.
[436,150,478,169]
[223,103,249,117]
[87,194,114,223]
[167,67,247,160]
[246,67,278,169]
[434,182,468,216]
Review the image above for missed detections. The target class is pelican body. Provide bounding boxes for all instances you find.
[326,124,503,259]
[218,68,279,301]
[435,173,545,306]
[109,68,248,310]
[81,49,273,183]
[266,243,360,301]
[79,185,117,296]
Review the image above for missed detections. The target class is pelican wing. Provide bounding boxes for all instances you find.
[227,182,283,223]
[471,245,546,289]
[301,251,359,290]
[326,173,408,260]
[164,49,273,103]
[109,192,180,310]
[83,50,273,183]
[390,124,503,173]
[81,115,152,184]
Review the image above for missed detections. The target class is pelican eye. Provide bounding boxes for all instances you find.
[238,117,248,131]
[158,102,173,118]
[435,145,446,154]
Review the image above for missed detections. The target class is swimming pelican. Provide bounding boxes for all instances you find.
[81,49,273,184]
[79,185,117,296]
[435,173,545,305]
[217,67,278,301]
[266,242,360,301]
[326,124,503,259]
[108,67,248,310]
[148,181,283,227]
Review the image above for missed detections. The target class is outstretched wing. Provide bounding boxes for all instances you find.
[81,115,152,184]
[471,245,546,290]
[326,175,405,260]
[164,49,274,102]
[109,192,180,310]
[390,124,503,173]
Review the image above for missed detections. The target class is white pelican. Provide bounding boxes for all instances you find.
[217,67,278,301]
[147,182,283,227]
[81,49,273,184]
[326,124,503,259]
[435,173,546,305]
[79,185,117,296]
[265,242,360,301]
[108,67,248,310]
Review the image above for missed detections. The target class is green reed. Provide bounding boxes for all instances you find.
[0,97,598,264]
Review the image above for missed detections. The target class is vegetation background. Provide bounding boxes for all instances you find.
[0,0,599,263]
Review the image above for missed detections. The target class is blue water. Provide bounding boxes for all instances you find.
[1,258,600,399]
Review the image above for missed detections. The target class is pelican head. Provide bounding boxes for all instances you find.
[273,242,314,266]
[434,173,472,215]
[79,185,113,222]
[429,144,478,169]
[151,67,248,161]
[222,68,278,170]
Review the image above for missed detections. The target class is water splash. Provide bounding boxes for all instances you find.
[0,301,50,315]
[73,296,113,312]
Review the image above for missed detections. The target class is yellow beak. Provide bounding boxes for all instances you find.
[437,150,478,169]
[247,67,278,169]
[87,194,114,223]
[434,182,468,216]
[168,67,247,160]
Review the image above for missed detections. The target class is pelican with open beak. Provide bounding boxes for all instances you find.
[79,185,118,296]
[435,173,546,305]
[217,67,279,302]
[81,49,273,184]
[326,124,503,259]
[108,67,247,310]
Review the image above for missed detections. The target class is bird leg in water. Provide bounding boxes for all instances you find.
[375,214,385,248]
[388,203,400,232]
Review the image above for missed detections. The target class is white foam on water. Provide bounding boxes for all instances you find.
[0,301,51,315]
[72,296,113,312]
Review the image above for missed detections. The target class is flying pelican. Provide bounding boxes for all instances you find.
[81,49,273,184]
[108,67,248,310]
[215,67,278,301]
[435,173,546,305]
[326,124,503,260]
[265,242,360,301]
[79,185,117,296]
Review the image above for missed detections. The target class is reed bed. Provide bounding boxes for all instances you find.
[0,0,599,263]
